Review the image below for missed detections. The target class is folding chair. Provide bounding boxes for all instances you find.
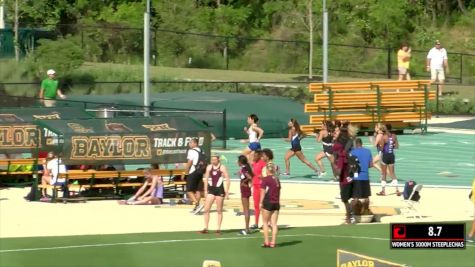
[403,184,423,219]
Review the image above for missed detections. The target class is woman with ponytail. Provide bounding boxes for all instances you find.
[238,155,254,235]
[283,118,319,176]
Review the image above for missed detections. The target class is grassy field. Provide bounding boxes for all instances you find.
[1,60,474,99]
[0,222,472,267]
[47,62,475,100]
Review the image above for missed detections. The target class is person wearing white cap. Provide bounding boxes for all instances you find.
[426,40,449,96]
[39,69,66,107]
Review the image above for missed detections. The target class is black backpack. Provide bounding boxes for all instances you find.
[403,180,420,201]
[347,154,361,178]
[192,148,208,174]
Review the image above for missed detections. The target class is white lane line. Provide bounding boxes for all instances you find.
[457,141,474,145]
[457,163,475,167]
[420,142,447,145]
[1,233,472,253]
[0,234,392,253]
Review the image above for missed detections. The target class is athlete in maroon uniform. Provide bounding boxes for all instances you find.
[332,124,354,224]
[260,163,281,248]
[238,155,254,235]
[199,155,230,235]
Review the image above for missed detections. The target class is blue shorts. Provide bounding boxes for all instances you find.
[248,142,261,151]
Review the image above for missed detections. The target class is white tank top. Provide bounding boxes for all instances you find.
[291,133,299,141]
[248,125,258,143]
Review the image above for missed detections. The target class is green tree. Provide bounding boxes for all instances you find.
[27,38,84,78]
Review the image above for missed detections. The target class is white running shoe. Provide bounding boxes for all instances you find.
[193,203,205,215]
[239,230,250,235]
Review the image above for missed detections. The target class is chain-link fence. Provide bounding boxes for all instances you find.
[0,81,311,102]
[1,24,475,83]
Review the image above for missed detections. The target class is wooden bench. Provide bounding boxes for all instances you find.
[301,124,323,135]
[309,80,431,93]
[38,169,188,201]
[309,81,374,93]
[305,91,435,112]
[0,159,42,186]
[0,158,39,175]
[310,112,423,123]
[305,80,434,133]
[375,80,432,91]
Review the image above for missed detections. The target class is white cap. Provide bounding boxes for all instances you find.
[47,69,56,75]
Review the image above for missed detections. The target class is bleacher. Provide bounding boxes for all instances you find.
[301,80,435,134]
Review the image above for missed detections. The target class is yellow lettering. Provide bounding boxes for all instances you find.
[0,125,39,148]
[71,136,151,160]
[89,139,100,157]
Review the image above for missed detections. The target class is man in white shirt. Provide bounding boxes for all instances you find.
[184,138,204,214]
[426,40,449,96]
[41,152,67,198]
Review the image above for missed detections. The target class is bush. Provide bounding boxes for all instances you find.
[429,97,475,115]
[26,37,85,78]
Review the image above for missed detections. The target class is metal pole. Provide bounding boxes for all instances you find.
[322,0,328,83]
[308,0,313,79]
[224,38,229,70]
[143,0,151,117]
[81,28,84,49]
[222,109,227,149]
[387,47,391,79]
[459,54,463,83]
[435,83,439,118]
[0,0,5,29]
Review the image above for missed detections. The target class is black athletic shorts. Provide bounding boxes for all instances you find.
[186,171,203,192]
[340,183,353,202]
[263,201,280,211]
[323,148,333,156]
[352,180,371,198]
[208,185,225,197]
[290,144,302,152]
[382,153,395,165]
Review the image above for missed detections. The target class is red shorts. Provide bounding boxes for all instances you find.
[240,185,251,198]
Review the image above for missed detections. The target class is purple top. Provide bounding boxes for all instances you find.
[153,185,163,198]
[383,133,395,154]
[260,175,281,204]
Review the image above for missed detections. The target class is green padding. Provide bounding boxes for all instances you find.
[0,107,93,122]
[37,116,211,165]
[68,92,308,139]
[0,107,94,154]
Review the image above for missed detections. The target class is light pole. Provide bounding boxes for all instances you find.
[0,0,5,29]
[322,0,328,83]
[143,0,151,117]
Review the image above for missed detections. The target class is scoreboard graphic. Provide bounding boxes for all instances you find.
[390,223,466,249]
